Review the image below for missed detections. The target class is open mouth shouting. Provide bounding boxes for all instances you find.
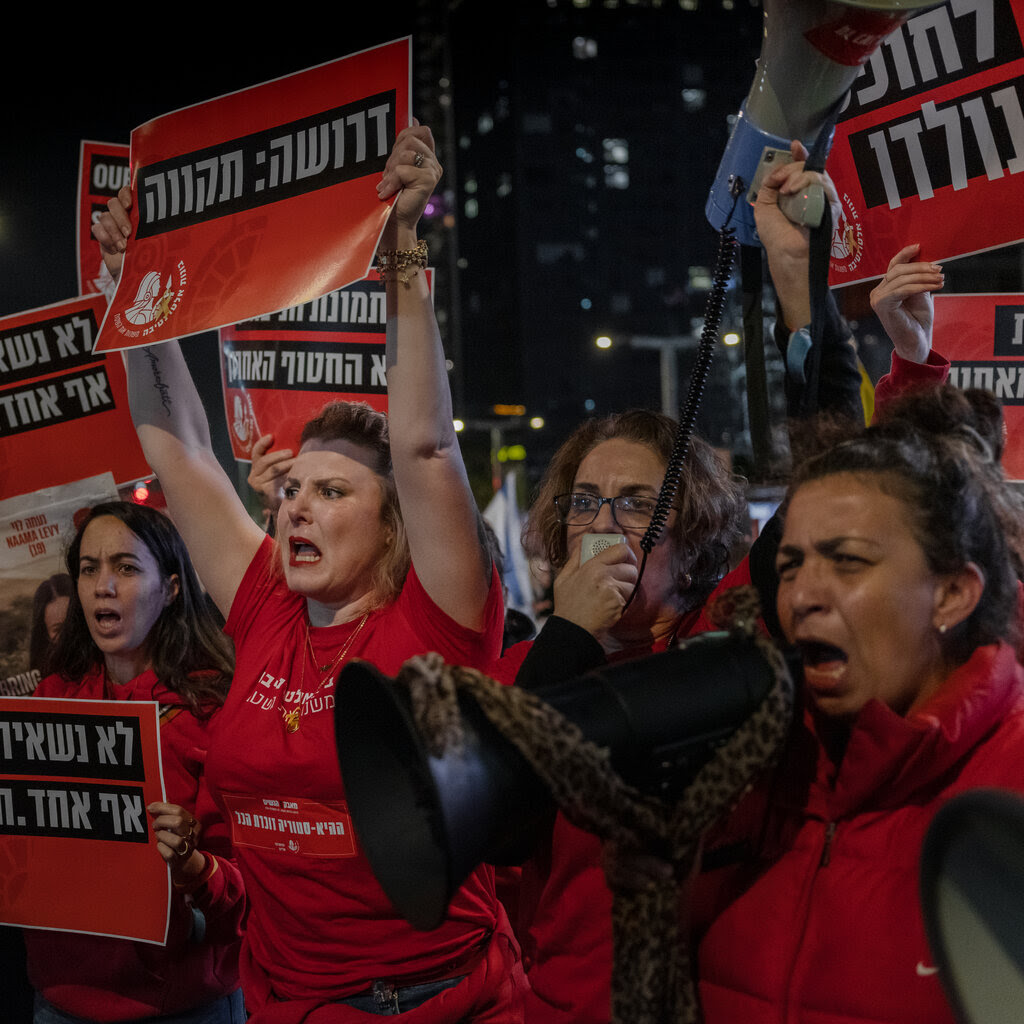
[92,607,123,638]
[797,640,849,695]
[289,537,322,566]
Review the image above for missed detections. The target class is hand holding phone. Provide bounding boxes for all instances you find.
[748,145,825,229]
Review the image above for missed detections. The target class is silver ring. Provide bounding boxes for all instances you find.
[413,152,424,168]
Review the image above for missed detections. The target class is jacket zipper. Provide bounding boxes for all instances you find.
[782,820,837,1022]
[819,820,837,867]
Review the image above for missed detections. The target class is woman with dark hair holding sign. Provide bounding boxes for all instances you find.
[26,501,245,1024]
[94,123,525,1021]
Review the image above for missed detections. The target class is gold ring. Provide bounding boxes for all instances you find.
[178,838,191,858]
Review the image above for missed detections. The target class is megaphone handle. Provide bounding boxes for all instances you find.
[780,89,844,230]
[778,183,825,229]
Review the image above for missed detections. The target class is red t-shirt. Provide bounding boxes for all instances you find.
[207,536,505,1007]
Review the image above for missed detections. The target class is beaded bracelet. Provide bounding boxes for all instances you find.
[377,239,429,285]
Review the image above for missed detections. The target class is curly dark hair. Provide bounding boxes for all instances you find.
[786,385,1023,664]
[524,409,748,611]
[49,502,234,715]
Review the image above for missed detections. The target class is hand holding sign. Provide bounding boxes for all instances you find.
[376,121,441,242]
[148,800,205,885]
[92,185,133,283]
[94,38,410,353]
[870,244,945,365]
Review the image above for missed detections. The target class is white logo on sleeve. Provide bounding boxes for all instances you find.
[916,961,940,977]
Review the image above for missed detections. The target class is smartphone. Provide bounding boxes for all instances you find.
[746,146,793,206]
[747,144,825,228]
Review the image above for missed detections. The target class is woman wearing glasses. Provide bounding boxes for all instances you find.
[505,410,747,682]
[489,408,749,1023]
[491,151,935,1023]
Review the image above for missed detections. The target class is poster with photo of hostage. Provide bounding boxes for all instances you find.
[0,474,119,696]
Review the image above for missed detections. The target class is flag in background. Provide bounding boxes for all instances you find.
[483,469,536,625]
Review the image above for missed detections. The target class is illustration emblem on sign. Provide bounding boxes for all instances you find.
[831,193,864,275]
[112,260,188,340]
[125,272,173,326]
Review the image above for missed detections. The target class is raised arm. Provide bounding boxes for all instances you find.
[95,189,265,615]
[869,243,943,365]
[375,124,492,629]
[753,140,862,425]
[124,343,264,615]
[753,140,841,331]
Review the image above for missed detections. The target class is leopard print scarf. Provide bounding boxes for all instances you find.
[399,586,794,1024]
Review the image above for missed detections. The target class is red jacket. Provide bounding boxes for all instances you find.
[695,642,1024,1023]
[499,348,954,1023]
[26,667,245,1022]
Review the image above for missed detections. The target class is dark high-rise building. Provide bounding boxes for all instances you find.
[444,0,767,477]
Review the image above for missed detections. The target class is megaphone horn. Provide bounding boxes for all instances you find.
[706,0,942,246]
[334,629,791,931]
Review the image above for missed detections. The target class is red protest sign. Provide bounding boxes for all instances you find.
[94,38,410,353]
[934,292,1024,481]
[0,697,169,943]
[219,270,432,460]
[220,276,388,460]
[77,141,130,296]
[827,0,1024,287]
[0,294,151,500]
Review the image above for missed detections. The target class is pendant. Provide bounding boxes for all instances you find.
[282,707,301,733]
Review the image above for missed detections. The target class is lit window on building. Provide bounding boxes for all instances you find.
[681,88,706,112]
[602,139,629,163]
[604,166,629,189]
[573,35,598,58]
[689,266,713,290]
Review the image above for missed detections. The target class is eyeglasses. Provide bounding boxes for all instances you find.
[553,492,661,530]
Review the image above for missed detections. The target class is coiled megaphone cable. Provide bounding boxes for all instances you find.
[620,198,741,615]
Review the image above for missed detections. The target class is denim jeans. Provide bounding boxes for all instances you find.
[33,990,246,1024]
[333,975,466,1015]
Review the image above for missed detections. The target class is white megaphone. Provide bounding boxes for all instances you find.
[706,0,944,246]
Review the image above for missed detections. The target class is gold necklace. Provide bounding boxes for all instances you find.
[281,612,370,734]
